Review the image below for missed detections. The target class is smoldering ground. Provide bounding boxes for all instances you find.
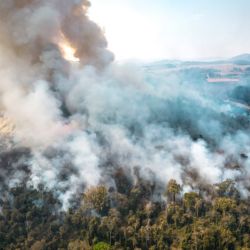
[0,0,249,209]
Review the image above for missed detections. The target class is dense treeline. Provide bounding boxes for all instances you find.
[0,174,249,250]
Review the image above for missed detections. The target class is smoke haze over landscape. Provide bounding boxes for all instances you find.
[0,0,250,210]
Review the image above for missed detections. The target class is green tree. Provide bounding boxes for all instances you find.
[100,208,121,245]
[214,197,236,217]
[93,242,111,250]
[165,179,181,203]
[83,186,109,215]
[68,239,90,250]
[183,192,202,217]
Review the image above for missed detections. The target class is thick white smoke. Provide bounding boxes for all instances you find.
[0,0,249,208]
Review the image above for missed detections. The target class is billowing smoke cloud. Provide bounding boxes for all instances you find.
[0,0,249,208]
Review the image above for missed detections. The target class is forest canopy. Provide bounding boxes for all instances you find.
[0,175,249,250]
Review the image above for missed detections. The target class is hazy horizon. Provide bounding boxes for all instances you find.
[90,0,250,61]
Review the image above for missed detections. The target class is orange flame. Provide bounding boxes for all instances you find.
[59,37,80,63]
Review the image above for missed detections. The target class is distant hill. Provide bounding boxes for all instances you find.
[145,54,250,70]
[230,54,250,64]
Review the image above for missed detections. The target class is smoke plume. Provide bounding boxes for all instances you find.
[0,0,249,208]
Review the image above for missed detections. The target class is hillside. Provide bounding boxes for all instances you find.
[231,54,250,64]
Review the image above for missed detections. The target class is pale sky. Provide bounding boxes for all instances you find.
[89,0,250,61]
